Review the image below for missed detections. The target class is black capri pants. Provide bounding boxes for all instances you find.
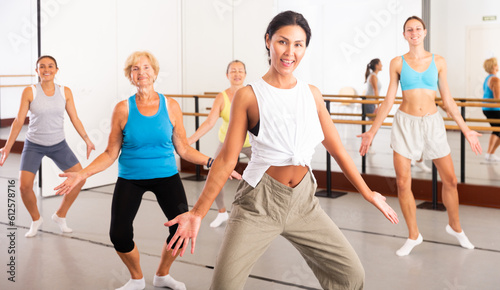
[110,174,188,253]
[483,110,500,137]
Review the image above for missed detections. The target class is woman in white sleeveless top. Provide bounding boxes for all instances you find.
[166,11,398,289]
[0,55,94,237]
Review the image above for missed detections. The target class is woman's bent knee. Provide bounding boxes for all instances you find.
[109,229,134,253]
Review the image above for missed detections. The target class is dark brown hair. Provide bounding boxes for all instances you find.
[365,58,380,83]
[403,16,426,32]
[264,10,311,65]
[36,55,58,68]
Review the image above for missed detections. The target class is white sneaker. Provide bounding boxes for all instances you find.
[210,212,229,228]
[415,161,432,173]
[486,154,500,162]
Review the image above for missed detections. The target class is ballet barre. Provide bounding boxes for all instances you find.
[169,93,500,209]
[322,96,500,209]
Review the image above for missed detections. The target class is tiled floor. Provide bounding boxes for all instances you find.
[0,123,500,289]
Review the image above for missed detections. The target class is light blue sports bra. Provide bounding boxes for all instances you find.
[400,54,438,91]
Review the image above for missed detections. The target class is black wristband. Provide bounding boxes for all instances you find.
[207,157,214,168]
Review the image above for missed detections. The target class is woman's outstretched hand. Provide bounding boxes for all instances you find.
[165,211,202,257]
[369,191,399,224]
[86,139,96,159]
[54,172,84,195]
[464,130,482,155]
[357,131,375,156]
[0,147,9,166]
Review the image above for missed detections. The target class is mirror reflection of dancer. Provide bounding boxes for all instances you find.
[187,60,252,228]
[0,55,95,237]
[364,58,382,117]
[55,51,240,290]
[359,16,481,256]
[166,11,398,289]
[482,57,500,162]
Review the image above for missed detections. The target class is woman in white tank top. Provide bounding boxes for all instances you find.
[364,58,382,115]
[166,11,398,289]
[0,55,95,237]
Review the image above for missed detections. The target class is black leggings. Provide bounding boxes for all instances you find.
[110,174,188,253]
[483,110,500,137]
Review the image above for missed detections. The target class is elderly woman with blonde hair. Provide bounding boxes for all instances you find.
[55,51,240,290]
[482,57,500,162]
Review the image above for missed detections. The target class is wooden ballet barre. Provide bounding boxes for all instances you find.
[445,117,500,124]
[331,119,392,127]
[183,112,209,117]
[0,84,34,88]
[330,118,500,132]
[324,98,400,105]
[329,112,500,123]
[325,98,500,108]
[437,101,500,108]
[443,97,500,103]
[162,94,216,99]
[0,74,36,77]
[325,94,500,103]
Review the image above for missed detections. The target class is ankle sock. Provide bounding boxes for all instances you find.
[51,213,73,233]
[25,217,43,238]
[210,211,229,228]
[153,274,186,290]
[116,278,145,290]
[446,225,474,249]
[396,233,423,256]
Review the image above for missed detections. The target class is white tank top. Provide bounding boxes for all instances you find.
[242,78,324,187]
[25,83,66,146]
[366,73,382,96]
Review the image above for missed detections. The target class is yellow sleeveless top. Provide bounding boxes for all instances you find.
[218,90,251,147]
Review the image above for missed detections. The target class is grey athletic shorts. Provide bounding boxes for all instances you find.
[20,139,79,174]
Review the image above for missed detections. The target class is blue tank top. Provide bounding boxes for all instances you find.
[483,74,499,111]
[118,94,178,179]
[400,54,438,91]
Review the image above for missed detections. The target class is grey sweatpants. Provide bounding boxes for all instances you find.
[211,172,365,290]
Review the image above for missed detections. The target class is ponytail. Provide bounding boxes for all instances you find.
[364,58,380,83]
[364,64,371,83]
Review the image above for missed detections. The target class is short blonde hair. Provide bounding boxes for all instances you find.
[124,51,160,83]
[484,57,497,74]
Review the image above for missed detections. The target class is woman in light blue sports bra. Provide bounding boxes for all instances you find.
[359,16,482,256]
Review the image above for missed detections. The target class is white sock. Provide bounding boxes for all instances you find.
[396,233,423,256]
[210,211,229,228]
[116,278,145,290]
[25,217,43,238]
[153,274,186,290]
[51,213,73,233]
[446,225,474,249]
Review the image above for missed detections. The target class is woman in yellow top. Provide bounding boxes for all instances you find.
[187,60,251,227]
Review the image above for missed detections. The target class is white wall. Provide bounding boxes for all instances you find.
[2,1,427,190]
[431,0,500,119]
[39,0,182,196]
[275,0,421,171]
[277,0,421,95]
[181,0,275,157]
[0,0,38,119]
